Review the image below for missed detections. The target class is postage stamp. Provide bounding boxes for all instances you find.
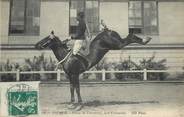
[1,0,184,117]
[7,84,38,116]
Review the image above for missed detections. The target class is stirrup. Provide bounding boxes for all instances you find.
[67,48,71,51]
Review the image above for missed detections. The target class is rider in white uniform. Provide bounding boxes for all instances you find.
[70,12,86,55]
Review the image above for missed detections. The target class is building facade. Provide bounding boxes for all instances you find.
[0,0,184,69]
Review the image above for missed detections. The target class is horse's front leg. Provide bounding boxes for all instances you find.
[75,75,82,103]
[70,84,75,103]
[74,74,83,111]
[67,74,75,109]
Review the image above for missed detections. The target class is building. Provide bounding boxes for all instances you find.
[0,0,184,70]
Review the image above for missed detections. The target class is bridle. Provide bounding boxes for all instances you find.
[39,34,54,49]
[55,51,72,70]
[40,39,51,49]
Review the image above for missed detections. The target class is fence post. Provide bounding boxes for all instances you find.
[102,69,106,81]
[143,69,147,81]
[57,69,61,81]
[16,69,20,81]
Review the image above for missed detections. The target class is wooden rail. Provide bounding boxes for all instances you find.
[0,69,184,81]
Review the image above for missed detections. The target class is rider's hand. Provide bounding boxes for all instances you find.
[67,36,72,40]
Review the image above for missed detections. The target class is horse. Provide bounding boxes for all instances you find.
[35,29,151,110]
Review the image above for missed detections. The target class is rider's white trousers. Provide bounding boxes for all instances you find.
[73,40,83,55]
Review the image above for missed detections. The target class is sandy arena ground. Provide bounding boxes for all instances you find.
[39,82,184,117]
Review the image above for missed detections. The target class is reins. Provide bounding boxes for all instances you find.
[55,51,72,70]
[85,20,92,40]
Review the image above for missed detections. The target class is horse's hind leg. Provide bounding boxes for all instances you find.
[127,33,152,45]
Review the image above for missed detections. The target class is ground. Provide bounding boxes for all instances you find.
[39,82,184,117]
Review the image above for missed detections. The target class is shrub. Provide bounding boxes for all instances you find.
[113,55,168,81]
[92,58,112,80]
[22,54,57,81]
[0,53,169,81]
[176,66,184,80]
[138,55,168,80]
[114,56,141,81]
[0,60,19,81]
[0,54,57,81]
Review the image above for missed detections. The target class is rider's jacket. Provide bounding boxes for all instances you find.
[71,19,86,40]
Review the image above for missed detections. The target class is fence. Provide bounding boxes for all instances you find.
[0,69,184,81]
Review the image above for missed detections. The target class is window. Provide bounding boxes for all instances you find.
[69,0,85,34]
[85,0,99,34]
[129,1,158,35]
[69,0,99,35]
[9,0,40,36]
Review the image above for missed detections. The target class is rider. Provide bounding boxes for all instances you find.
[69,12,87,55]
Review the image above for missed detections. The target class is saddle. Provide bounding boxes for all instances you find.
[74,54,89,70]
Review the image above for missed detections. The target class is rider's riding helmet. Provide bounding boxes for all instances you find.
[77,12,85,19]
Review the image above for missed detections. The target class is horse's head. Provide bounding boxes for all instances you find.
[35,31,68,50]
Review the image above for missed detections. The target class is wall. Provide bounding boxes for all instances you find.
[1,1,184,45]
[0,0,184,71]
[159,2,184,44]
[0,0,9,44]
[40,0,69,41]
[1,49,184,70]
[100,1,129,37]
[0,0,69,45]
[0,0,1,41]
[0,50,53,64]
[105,49,184,70]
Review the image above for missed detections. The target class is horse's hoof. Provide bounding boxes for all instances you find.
[74,104,83,111]
[142,37,152,45]
[67,103,76,109]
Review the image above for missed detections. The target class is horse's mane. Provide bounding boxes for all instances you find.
[53,36,69,49]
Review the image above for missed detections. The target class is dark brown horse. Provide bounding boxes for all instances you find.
[35,29,151,110]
